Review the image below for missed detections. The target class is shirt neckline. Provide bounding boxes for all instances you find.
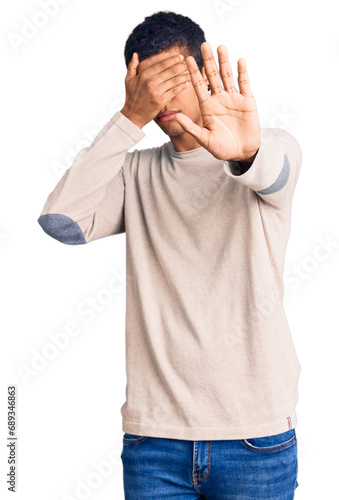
[166,141,217,161]
[167,141,210,158]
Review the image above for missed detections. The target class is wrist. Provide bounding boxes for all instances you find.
[229,148,259,164]
[120,107,146,130]
[228,148,260,176]
[240,148,260,164]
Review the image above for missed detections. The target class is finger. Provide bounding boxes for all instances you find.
[201,42,223,94]
[139,53,185,76]
[139,50,183,69]
[174,113,204,141]
[163,81,191,104]
[158,73,191,94]
[155,60,189,84]
[185,55,210,104]
[237,58,253,96]
[217,45,236,93]
[126,52,139,80]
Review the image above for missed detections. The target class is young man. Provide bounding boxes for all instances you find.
[38,11,301,499]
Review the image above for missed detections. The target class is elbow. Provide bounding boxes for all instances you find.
[37,213,87,245]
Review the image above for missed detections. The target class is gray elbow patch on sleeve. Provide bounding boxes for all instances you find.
[38,213,86,244]
[257,153,290,195]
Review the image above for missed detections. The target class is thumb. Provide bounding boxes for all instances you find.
[126,52,139,80]
[174,113,204,142]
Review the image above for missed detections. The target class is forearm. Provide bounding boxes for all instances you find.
[37,111,145,244]
[224,128,302,211]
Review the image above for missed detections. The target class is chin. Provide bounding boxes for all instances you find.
[155,121,185,137]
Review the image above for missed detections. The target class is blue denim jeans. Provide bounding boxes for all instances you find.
[121,428,299,499]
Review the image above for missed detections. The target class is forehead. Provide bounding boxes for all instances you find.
[156,45,185,57]
[137,45,188,72]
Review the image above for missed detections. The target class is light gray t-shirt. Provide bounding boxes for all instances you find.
[38,111,302,440]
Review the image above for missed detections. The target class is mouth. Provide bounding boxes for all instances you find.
[156,111,180,122]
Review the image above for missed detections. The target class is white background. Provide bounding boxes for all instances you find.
[1,0,338,498]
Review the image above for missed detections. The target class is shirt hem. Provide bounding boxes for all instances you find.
[122,408,298,440]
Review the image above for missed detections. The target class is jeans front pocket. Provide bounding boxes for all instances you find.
[240,428,296,453]
[122,433,149,444]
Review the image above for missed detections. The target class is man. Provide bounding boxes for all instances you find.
[37,11,301,499]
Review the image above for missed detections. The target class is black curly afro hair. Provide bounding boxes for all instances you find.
[124,11,206,72]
